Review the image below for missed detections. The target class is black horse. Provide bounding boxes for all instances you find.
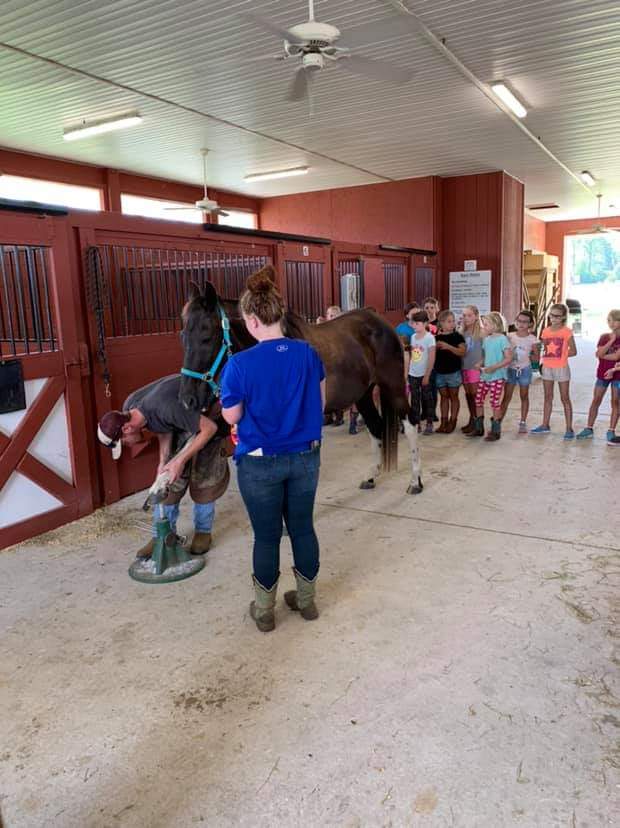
[179,271,422,494]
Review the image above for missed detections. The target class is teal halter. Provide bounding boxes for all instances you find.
[180,305,233,398]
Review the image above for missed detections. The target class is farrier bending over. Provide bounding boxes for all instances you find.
[97,374,230,557]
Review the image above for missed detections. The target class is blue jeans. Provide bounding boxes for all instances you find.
[237,447,321,590]
[152,501,215,537]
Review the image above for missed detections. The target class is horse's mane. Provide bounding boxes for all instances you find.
[281,310,308,340]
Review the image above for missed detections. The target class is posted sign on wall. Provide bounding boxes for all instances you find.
[449,270,492,317]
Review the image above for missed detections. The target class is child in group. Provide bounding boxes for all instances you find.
[395,301,421,347]
[531,303,577,438]
[604,361,620,445]
[576,309,620,440]
[500,309,539,433]
[459,304,484,434]
[406,311,436,434]
[423,296,441,421]
[468,312,512,441]
[434,309,466,433]
[423,297,440,335]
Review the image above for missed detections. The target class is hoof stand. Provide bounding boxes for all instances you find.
[407,477,424,495]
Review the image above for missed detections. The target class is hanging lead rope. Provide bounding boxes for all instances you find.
[86,246,112,397]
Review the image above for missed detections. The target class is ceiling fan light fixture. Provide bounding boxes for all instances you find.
[244,166,310,182]
[491,83,527,118]
[63,112,143,141]
[580,170,596,186]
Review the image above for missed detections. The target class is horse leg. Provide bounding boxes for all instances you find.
[402,419,423,494]
[356,387,383,490]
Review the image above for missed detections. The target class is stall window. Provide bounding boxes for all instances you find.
[0,175,102,210]
[217,209,257,229]
[120,194,202,224]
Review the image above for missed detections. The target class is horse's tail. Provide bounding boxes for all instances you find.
[380,389,400,473]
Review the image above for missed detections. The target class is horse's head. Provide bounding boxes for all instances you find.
[179,281,228,412]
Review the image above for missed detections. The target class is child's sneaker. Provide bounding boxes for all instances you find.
[518,421,528,434]
[576,427,594,440]
[607,429,616,442]
[563,429,575,440]
[530,425,551,434]
[607,435,620,446]
[423,422,434,435]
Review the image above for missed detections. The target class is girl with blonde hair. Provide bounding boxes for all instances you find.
[459,304,484,433]
[467,312,512,441]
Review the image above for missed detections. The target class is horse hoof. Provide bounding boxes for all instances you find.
[360,479,375,490]
[407,477,424,495]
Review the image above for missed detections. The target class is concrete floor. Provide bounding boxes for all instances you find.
[1,340,618,828]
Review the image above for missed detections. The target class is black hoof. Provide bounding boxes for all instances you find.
[407,477,424,495]
[360,478,375,490]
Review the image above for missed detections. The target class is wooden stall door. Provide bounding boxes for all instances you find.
[0,214,94,549]
[361,257,386,316]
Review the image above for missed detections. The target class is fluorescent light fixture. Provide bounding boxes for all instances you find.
[491,83,527,118]
[63,113,142,141]
[244,166,309,182]
[580,170,596,186]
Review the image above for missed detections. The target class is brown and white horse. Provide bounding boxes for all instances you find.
[179,272,422,494]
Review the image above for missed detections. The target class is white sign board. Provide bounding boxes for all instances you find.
[449,270,492,317]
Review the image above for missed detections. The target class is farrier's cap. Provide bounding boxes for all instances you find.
[97,410,129,460]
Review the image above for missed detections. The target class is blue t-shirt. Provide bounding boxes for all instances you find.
[395,321,414,340]
[481,334,511,382]
[220,339,325,458]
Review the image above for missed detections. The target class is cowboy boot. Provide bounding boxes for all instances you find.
[445,418,457,433]
[461,417,475,434]
[435,417,449,433]
[284,569,319,620]
[136,538,155,559]
[250,577,278,632]
[190,532,212,555]
[466,416,484,437]
[485,418,502,442]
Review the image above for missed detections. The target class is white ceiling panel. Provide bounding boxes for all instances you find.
[0,0,619,217]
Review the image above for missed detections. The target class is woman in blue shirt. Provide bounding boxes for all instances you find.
[221,269,326,633]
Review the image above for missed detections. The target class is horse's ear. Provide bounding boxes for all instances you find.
[188,281,201,302]
[202,281,218,309]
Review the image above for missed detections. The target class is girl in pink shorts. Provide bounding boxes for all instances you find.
[467,312,512,441]
[459,304,484,434]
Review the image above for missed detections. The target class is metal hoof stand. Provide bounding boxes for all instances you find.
[129,505,205,584]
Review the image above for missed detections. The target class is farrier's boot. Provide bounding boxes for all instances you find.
[136,538,155,559]
[284,569,319,621]
[485,418,502,442]
[190,531,212,555]
[466,416,484,437]
[250,577,278,632]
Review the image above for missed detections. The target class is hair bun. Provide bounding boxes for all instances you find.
[246,265,277,294]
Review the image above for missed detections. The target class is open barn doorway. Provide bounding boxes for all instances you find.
[563,231,620,341]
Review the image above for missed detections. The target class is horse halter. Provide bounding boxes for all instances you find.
[180,305,233,398]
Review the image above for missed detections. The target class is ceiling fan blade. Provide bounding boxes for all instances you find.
[164,206,201,211]
[287,67,311,102]
[337,15,421,49]
[338,54,413,85]
[213,208,230,217]
[244,11,302,43]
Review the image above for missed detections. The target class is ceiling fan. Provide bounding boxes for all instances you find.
[165,149,229,218]
[245,0,419,101]
[589,194,619,234]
